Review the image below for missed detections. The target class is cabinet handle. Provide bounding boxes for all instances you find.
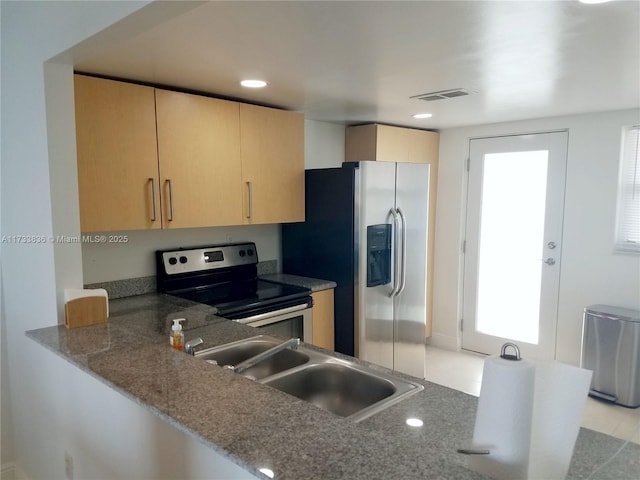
[246,181,253,219]
[149,178,157,222]
[166,179,174,221]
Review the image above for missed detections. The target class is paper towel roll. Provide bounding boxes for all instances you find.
[470,355,536,480]
[64,288,109,317]
[468,350,592,480]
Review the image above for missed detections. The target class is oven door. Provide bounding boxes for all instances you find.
[232,302,313,343]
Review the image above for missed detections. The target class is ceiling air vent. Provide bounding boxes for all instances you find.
[411,88,470,102]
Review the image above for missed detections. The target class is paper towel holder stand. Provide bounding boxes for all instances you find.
[500,342,521,361]
[457,343,523,456]
[457,448,490,455]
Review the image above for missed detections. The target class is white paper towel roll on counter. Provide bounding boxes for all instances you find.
[64,288,109,317]
[469,353,536,480]
[467,343,592,480]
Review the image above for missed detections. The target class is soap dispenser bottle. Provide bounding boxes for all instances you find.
[170,318,185,351]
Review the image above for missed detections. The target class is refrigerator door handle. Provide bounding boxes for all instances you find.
[397,207,407,295]
[389,208,401,297]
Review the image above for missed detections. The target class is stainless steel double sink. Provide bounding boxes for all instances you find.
[194,335,423,422]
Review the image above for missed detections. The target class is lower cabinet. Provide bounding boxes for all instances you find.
[311,289,335,351]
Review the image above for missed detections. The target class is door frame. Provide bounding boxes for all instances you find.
[459,130,569,360]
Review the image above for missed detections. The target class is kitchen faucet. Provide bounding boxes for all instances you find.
[184,337,204,355]
[227,338,300,374]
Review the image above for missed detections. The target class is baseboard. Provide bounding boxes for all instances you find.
[1,462,28,480]
[426,332,459,351]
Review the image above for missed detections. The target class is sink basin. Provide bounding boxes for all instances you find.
[263,359,422,422]
[264,362,396,418]
[195,336,309,380]
[195,335,423,422]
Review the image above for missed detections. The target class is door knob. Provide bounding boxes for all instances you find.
[547,241,557,249]
[543,258,556,266]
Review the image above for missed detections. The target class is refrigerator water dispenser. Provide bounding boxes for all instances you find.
[366,224,391,287]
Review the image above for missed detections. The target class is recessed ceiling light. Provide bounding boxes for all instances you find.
[240,79,267,88]
[412,113,433,119]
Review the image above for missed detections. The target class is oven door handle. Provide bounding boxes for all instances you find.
[233,303,311,325]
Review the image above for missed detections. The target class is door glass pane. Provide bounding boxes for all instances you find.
[476,150,549,344]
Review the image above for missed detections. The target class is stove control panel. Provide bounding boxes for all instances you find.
[159,243,257,275]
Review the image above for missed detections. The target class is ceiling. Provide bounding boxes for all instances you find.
[72,0,640,130]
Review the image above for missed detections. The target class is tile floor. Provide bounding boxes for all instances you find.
[424,345,640,445]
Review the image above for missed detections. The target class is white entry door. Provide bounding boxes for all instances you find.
[462,131,568,360]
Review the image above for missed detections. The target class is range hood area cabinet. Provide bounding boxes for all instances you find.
[345,123,439,339]
[345,123,439,165]
[74,74,305,232]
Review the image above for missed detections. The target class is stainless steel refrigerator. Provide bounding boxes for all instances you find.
[282,161,429,378]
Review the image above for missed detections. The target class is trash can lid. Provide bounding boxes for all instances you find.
[585,304,640,322]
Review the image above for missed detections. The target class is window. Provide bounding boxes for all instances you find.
[615,126,640,253]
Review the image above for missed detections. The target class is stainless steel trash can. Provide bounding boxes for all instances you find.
[581,304,640,408]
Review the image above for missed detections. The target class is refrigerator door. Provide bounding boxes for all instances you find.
[393,163,429,378]
[357,161,397,370]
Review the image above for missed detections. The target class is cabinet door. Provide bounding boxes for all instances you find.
[376,124,411,162]
[74,75,160,232]
[156,90,243,228]
[311,289,335,351]
[405,127,440,164]
[240,104,305,224]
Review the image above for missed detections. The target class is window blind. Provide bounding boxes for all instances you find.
[615,126,640,253]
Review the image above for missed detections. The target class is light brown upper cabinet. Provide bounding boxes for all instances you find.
[155,90,243,228]
[240,104,305,224]
[74,75,305,232]
[74,75,161,232]
[345,123,439,164]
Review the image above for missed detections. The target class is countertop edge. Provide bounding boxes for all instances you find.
[259,273,337,292]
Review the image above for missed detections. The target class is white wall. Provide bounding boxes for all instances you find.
[0,2,256,477]
[82,224,281,283]
[432,109,640,365]
[304,119,345,169]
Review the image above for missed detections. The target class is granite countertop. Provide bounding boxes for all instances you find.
[27,293,640,480]
[259,273,337,292]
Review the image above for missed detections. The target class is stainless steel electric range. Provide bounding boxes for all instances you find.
[156,243,313,342]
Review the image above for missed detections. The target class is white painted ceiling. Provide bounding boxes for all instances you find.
[72,0,640,130]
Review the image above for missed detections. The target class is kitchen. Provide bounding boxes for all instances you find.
[2,1,639,479]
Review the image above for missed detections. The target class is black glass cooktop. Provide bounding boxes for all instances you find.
[173,280,311,317]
